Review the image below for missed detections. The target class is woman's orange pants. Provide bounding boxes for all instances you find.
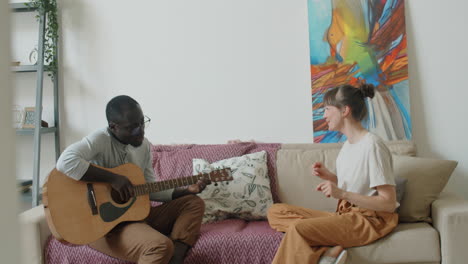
[268,200,398,264]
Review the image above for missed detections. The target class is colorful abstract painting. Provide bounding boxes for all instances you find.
[308,0,411,143]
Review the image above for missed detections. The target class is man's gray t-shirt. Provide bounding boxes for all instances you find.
[56,128,173,202]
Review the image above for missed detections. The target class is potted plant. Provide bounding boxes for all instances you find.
[26,0,58,80]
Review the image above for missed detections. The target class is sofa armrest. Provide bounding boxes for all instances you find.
[19,205,50,264]
[432,192,468,264]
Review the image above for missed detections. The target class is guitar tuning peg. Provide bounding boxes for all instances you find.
[214,183,218,187]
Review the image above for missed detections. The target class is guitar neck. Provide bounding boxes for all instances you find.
[133,175,205,196]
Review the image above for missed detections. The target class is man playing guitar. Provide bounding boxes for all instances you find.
[56,95,210,264]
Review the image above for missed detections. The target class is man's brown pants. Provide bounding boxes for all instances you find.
[268,200,398,264]
[89,195,205,264]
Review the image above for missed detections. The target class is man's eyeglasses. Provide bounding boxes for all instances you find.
[126,115,151,136]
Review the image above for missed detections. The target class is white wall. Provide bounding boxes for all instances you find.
[11,0,468,198]
[0,1,20,263]
[58,0,312,144]
[405,0,468,198]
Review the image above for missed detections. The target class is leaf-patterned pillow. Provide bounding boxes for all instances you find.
[193,151,273,223]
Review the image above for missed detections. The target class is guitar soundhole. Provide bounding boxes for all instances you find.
[110,189,130,204]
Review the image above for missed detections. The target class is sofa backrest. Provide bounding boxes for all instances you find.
[276,140,416,212]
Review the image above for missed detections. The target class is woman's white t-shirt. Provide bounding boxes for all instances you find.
[336,132,395,197]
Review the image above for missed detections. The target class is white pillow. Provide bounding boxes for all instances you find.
[193,151,273,223]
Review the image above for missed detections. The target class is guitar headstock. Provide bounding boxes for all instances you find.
[206,168,233,183]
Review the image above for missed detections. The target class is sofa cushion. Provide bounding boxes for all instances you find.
[282,140,416,156]
[185,219,283,264]
[276,148,342,212]
[395,177,407,207]
[151,143,281,202]
[45,219,283,264]
[275,141,423,214]
[193,151,274,223]
[45,237,132,264]
[45,222,439,264]
[348,223,440,264]
[393,155,457,222]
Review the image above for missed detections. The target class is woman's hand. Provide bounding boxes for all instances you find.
[311,162,335,182]
[316,180,345,199]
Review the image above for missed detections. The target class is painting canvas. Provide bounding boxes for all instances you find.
[308,0,411,143]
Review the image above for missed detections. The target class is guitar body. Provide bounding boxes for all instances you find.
[43,163,150,245]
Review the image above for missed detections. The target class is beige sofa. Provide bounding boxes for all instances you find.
[19,141,468,264]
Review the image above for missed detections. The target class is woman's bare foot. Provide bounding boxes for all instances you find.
[323,245,344,258]
[318,245,347,264]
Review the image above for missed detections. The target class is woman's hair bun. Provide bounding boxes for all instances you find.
[360,84,375,99]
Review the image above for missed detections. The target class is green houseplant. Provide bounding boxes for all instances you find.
[26,0,58,80]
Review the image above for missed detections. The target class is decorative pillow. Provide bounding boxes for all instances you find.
[393,155,457,223]
[151,143,282,203]
[193,151,274,223]
[395,177,407,212]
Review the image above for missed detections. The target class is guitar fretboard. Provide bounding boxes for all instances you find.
[133,175,208,196]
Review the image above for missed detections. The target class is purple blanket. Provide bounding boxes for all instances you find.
[46,143,283,264]
[46,219,283,264]
[185,219,283,264]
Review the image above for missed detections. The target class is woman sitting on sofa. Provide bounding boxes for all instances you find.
[267,84,399,264]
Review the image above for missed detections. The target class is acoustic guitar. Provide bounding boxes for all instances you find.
[42,163,232,245]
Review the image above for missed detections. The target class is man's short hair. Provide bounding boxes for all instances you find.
[106,95,139,123]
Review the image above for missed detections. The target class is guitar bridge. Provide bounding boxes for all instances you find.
[87,183,98,215]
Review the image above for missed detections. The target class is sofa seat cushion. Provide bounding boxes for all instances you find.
[45,237,132,264]
[348,223,441,264]
[185,219,283,264]
[45,219,283,264]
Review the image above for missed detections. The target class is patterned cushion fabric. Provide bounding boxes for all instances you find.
[193,151,274,223]
[185,219,283,264]
[46,219,282,264]
[151,143,282,203]
[45,237,133,264]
